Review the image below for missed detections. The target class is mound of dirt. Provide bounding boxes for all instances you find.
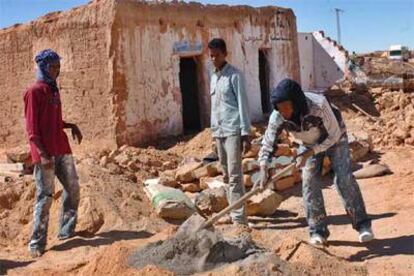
[167,128,214,160]
[362,57,414,79]
[0,157,169,248]
[327,86,414,148]
[128,215,262,275]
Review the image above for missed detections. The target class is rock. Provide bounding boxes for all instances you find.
[348,131,372,162]
[243,143,260,158]
[199,177,213,190]
[149,160,163,168]
[184,192,199,202]
[77,197,105,235]
[353,164,391,179]
[160,169,176,178]
[192,162,219,179]
[175,160,202,183]
[99,156,108,167]
[243,174,253,187]
[158,175,179,188]
[273,175,296,191]
[246,189,283,216]
[119,144,129,151]
[405,137,414,145]
[393,127,409,140]
[274,144,293,157]
[5,146,31,163]
[199,176,225,190]
[107,162,122,174]
[195,187,229,215]
[162,161,175,170]
[127,161,139,171]
[209,161,223,174]
[180,183,201,193]
[293,169,302,183]
[108,149,119,160]
[242,158,260,173]
[114,152,130,167]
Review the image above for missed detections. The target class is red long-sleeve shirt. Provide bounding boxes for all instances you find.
[24,80,72,163]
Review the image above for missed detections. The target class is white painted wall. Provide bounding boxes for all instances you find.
[298,31,347,91]
[298,33,315,91]
[114,3,300,145]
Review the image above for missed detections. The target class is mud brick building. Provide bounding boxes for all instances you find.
[0,0,300,147]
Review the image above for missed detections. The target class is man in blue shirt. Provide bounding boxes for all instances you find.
[208,38,251,225]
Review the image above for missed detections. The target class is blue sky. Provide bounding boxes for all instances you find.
[0,0,413,53]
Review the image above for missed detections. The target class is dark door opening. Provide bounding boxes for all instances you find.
[179,57,202,134]
[259,50,271,114]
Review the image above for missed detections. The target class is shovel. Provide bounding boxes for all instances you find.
[193,162,297,232]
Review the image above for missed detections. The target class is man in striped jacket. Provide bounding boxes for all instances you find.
[256,79,374,246]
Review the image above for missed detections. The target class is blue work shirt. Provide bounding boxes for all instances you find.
[210,63,251,138]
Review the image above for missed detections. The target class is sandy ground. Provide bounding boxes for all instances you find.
[1,148,412,275]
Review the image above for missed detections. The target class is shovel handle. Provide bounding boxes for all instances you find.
[199,163,296,230]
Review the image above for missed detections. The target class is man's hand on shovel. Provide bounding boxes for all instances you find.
[253,165,269,191]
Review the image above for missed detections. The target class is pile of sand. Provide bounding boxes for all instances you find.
[128,215,263,275]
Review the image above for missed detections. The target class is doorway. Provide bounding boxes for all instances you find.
[259,49,271,114]
[179,57,202,133]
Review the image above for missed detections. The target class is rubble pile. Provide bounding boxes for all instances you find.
[96,145,181,182]
[370,89,414,147]
[144,125,372,219]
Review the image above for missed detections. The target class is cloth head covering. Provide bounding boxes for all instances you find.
[35,49,61,93]
[271,78,308,125]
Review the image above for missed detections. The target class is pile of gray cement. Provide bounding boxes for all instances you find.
[128,215,262,275]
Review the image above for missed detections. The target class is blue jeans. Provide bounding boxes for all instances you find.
[29,154,80,251]
[301,134,371,238]
[215,135,247,224]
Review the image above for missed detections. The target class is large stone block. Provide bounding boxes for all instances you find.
[246,189,283,216]
[195,187,229,215]
[242,158,260,173]
[273,175,296,191]
[175,160,202,183]
[192,162,220,179]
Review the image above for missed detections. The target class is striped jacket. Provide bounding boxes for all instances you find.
[258,92,346,166]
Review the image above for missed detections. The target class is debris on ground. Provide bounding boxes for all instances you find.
[353,163,391,179]
[128,215,263,275]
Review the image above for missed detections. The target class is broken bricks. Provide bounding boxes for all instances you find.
[246,189,283,216]
[195,187,229,215]
[191,161,220,179]
[175,159,202,183]
[242,158,260,173]
[180,183,201,193]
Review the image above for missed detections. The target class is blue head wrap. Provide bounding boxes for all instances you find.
[35,49,61,93]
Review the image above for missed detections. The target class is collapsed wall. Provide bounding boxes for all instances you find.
[298,31,347,91]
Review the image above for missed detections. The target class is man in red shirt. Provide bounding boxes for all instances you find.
[24,49,83,257]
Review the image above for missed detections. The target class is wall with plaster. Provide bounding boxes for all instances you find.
[298,31,348,91]
[0,0,300,148]
[0,0,116,149]
[113,1,300,146]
